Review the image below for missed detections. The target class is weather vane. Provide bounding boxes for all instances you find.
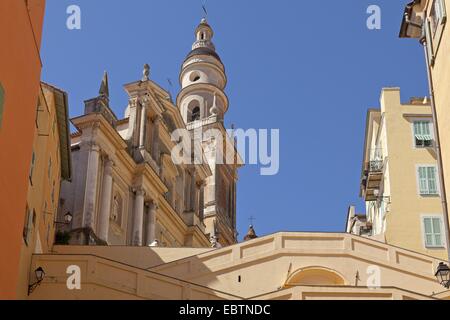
[249,216,256,226]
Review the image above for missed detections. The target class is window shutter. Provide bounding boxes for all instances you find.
[433,217,443,246]
[428,167,438,194]
[425,18,435,65]
[419,167,429,194]
[424,121,431,136]
[414,122,420,136]
[424,218,434,247]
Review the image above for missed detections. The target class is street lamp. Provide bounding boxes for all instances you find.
[435,262,450,289]
[54,212,73,225]
[28,267,45,295]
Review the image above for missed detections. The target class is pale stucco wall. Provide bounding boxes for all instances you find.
[27,232,450,300]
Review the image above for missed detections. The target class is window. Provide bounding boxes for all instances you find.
[423,216,444,248]
[0,82,4,129]
[430,0,447,35]
[189,72,201,82]
[51,181,55,204]
[414,121,433,148]
[43,201,47,223]
[23,207,35,245]
[48,157,52,179]
[191,106,200,122]
[418,166,439,195]
[29,151,36,183]
[46,223,51,246]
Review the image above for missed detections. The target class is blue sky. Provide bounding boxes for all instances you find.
[41,0,428,240]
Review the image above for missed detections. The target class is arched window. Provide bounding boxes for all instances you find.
[189,72,201,82]
[191,106,200,122]
[111,194,122,225]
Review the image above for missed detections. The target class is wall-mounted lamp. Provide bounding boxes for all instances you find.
[54,212,73,225]
[435,262,450,289]
[28,267,45,295]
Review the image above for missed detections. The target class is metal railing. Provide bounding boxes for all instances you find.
[369,160,384,173]
[368,148,384,172]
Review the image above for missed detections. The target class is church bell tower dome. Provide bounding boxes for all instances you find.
[177,18,228,124]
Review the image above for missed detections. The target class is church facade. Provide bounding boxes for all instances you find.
[59,19,241,249]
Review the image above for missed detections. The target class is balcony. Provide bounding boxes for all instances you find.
[361,156,384,202]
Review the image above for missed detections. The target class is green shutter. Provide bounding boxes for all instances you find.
[414,122,420,136]
[433,218,443,246]
[419,167,429,194]
[414,122,433,143]
[0,82,4,129]
[424,218,434,247]
[423,122,431,136]
[424,217,444,247]
[428,167,438,194]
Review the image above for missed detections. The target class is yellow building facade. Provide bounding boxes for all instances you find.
[356,88,447,260]
[400,0,450,259]
[16,83,71,299]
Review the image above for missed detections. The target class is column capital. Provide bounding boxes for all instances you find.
[139,95,151,108]
[197,180,207,188]
[149,200,159,211]
[103,157,115,175]
[129,97,139,108]
[81,140,100,152]
[102,154,115,165]
[86,140,101,152]
[134,187,146,197]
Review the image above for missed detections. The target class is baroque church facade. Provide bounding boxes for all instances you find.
[59,19,241,248]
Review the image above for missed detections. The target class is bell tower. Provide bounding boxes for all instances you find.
[178,18,228,124]
[177,18,240,247]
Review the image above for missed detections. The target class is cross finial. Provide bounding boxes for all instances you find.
[249,216,256,227]
[202,0,208,18]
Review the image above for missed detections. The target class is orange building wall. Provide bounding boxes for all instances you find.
[0,0,46,299]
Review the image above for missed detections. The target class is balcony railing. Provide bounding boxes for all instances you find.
[361,151,385,202]
[369,160,384,173]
